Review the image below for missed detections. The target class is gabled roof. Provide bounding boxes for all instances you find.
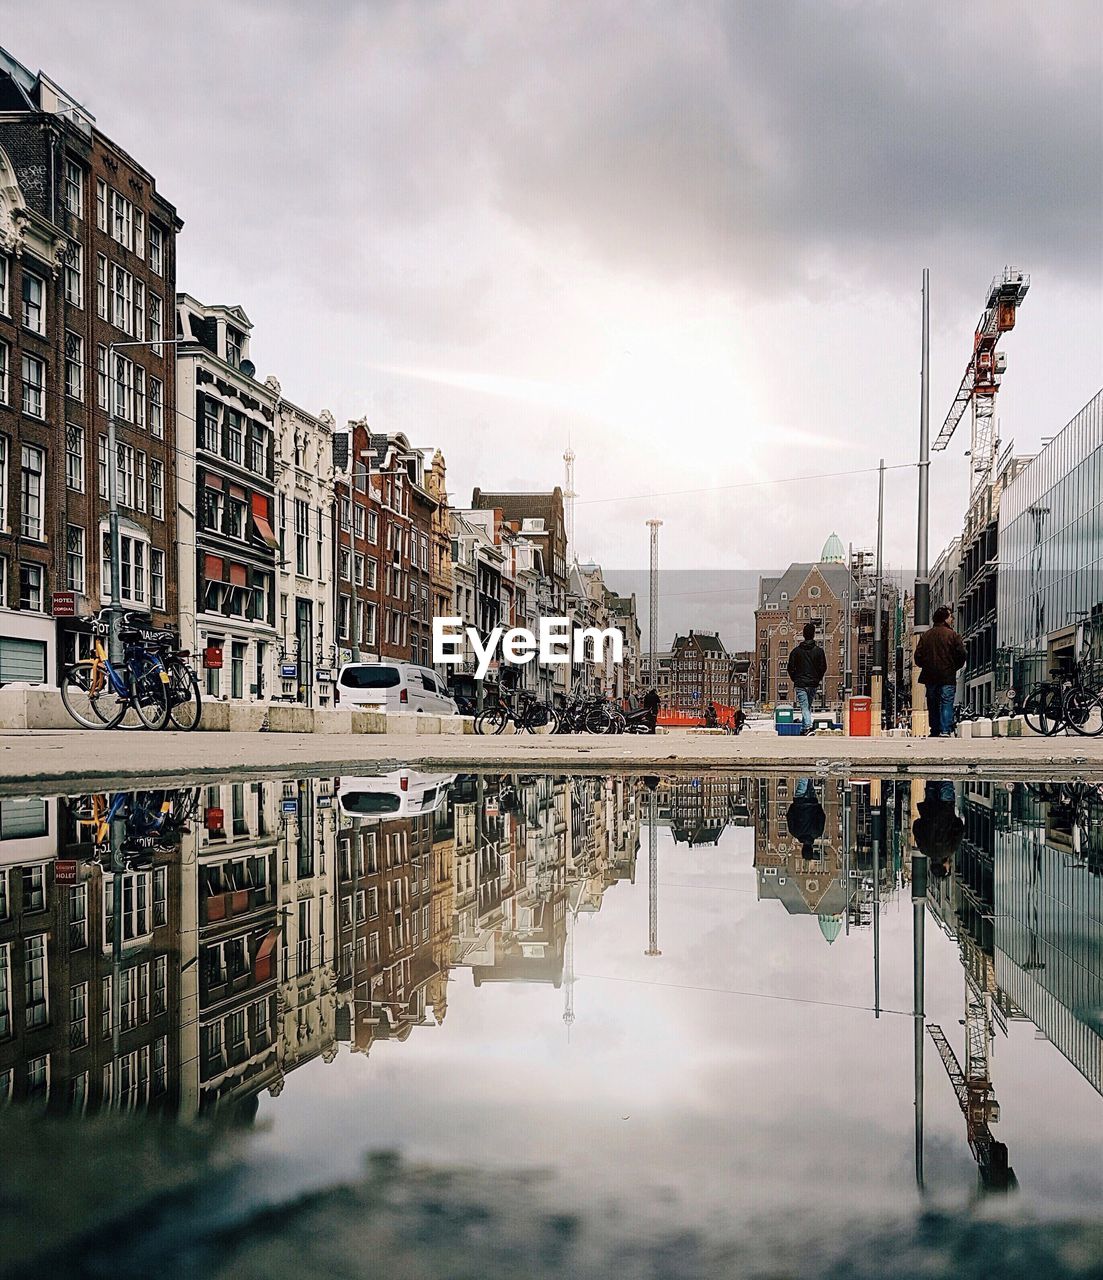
[758,561,856,608]
[672,630,727,655]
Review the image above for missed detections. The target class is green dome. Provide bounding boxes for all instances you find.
[820,532,845,563]
[818,914,842,944]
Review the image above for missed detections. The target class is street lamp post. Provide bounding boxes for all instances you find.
[872,458,885,735]
[104,337,198,665]
[646,519,662,691]
[912,269,932,735]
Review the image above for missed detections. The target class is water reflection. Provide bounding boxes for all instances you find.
[0,771,1101,1201]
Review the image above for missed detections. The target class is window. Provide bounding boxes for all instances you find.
[101,530,148,607]
[69,883,88,950]
[96,344,108,408]
[231,642,245,699]
[148,376,163,437]
[0,944,8,1038]
[226,497,246,540]
[135,452,146,512]
[116,442,134,508]
[363,602,377,648]
[19,564,44,612]
[26,1055,48,1104]
[295,499,310,576]
[0,870,6,919]
[24,934,48,1028]
[22,271,44,333]
[201,399,219,451]
[340,497,351,529]
[22,864,45,912]
[368,510,378,543]
[225,409,243,463]
[96,254,107,318]
[0,256,7,314]
[66,525,85,593]
[111,263,133,333]
[96,178,107,231]
[153,867,167,927]
[70,982,88,1048]
[354,505,365,538]
[98,434,108,497]
[112,351,134,421]
[65,331,84,401]
[248,426,266,474]
[150,458,163,519]
[339,547,351,581]
[134,365,146,429]
[148,224,163,276]
[63,242,83,305]
[338,594,351,640]
[226,327,242,368]
[21,355,45,419]
[354,553,365,586]
[63,159,83,217]
[153,956,167,1016]
[0,340,8,403]
[148,293,162,354]
[20,445,44,539]
[150,547,165,611]
[104,871,152,945]
[108,184,134,250]
[366,558,378,590]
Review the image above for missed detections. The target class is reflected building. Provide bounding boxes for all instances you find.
[658,776,751,848]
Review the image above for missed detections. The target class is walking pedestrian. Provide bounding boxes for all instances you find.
[643,686,660,735]
[786,622,827,735]
[914,606,966,738]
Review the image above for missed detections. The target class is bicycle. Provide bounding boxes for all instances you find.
[474,689,560,735]
[1022,664,1103,737]
[60,614,171,730]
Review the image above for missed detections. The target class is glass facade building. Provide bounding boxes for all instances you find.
[998,390,1103,687]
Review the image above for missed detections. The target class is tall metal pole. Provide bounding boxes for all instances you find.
[106,344,124,665]
[645,789,661,956]
[110,806,126,1104]
[913,270,931,735]
[912,848,928,1191]
[872,459,885,734]
[646,519,662,689]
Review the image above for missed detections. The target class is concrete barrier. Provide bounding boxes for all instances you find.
[351,708,387,735]
[461,715,476,735]
[386,713,421,735]
[956,721,972,739]
[439,715,466,735]
[266,704,314,733]
[227,704,268,734]
[0,685,71,730]
[971,718,993,738]
[199,701,231,731]
[415,714,442,734]
[315,708,353,734]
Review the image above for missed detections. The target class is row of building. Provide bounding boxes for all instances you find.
[0,46,641,706]
[0,770,640,1115]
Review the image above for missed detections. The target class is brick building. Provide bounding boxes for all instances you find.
[0,48,180,683]
[669,629,740,714]
[471,487,568,613]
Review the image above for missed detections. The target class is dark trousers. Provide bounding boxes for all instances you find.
[925,683,955,737]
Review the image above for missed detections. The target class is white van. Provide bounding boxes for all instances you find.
[336,661,459,716]
[337,771,457,819]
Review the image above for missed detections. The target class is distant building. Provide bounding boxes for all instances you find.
[471,488,567,611]
[669,629,740,714]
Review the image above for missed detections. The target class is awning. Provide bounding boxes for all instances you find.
[253,515,279,548]
[255,929,277,963]
[229,563,248,587]
[229,484,246,501]
[204,474,223,491]
[203,554,224,582]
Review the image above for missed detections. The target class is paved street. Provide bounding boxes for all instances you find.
[3,728,1101,792]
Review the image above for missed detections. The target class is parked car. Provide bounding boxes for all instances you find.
[335,661,459,715]
[337,770,457,819]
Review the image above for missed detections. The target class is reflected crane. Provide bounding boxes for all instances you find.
[933,269,1030,486]
[927,974,1017,1194]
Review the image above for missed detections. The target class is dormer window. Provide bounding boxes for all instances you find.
[226,327,242,368]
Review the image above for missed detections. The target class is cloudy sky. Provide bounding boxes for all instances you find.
[7,1,1100,572]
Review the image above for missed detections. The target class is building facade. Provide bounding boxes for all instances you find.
[997,389,1103,691]
[0,49,180,685]
[273,392,336,705]
[177,297,278,703]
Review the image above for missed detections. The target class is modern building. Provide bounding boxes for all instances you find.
[272,392,336,704]
[0,48,181,684]
[997,389,1103,691]
[176,297,279,703]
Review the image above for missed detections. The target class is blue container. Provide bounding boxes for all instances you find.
[776,722,804,737]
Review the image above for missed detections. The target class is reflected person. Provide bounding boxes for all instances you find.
[787,778,826,859]
[911,780,964,879]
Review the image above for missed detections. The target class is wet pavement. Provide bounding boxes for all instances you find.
[1,770,1102,1278]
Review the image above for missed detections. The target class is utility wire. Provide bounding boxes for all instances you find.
[574,462,917,506]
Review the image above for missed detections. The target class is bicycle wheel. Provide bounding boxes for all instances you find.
[124,657,171,730]
[522,701,558,734]
[61,663,128,729]
[166,661,203,730]
[1022,687,1061,736]
[1064,687,1103,737]
[474,707,508,736]
[584,705,615,733]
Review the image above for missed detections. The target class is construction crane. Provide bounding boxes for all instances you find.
[927,974,1017,1194]
[933,268,1030,485]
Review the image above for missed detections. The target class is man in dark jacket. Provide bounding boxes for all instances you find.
[787,777,826,858]
[914,607,967,738]
[786,622,827,735]
[912,780,963,879]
